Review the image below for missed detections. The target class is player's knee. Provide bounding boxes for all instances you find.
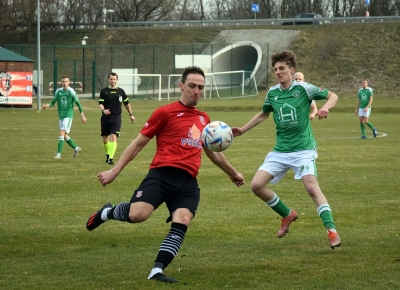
[171,209,193,226]
[129,210,150,223]
[305,185,320,198]
[174,215,192,226]
[250,180,264,195]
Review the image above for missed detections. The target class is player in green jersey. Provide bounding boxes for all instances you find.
[355,79,377,139]
[43,75,87,159]
[232,50,341,249]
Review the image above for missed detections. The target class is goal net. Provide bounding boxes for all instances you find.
[110,70,258,101]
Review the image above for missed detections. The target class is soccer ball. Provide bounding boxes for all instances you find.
[201,121,233,152]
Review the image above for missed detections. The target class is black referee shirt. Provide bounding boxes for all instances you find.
[99,86,129,115]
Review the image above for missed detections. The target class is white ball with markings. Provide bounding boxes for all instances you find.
[201,121,233,152]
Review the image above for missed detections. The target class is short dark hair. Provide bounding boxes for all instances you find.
[271,50,297,69]
[181,66,205,84]
[61,75,69,80]
[108,72,118,79]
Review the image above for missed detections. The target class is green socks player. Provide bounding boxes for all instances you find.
[360,122,377,138]
[266,192,340,248]
[54,136,81,159]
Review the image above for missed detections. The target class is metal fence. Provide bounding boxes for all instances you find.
[104,16,400,28]
[5,43,265,99]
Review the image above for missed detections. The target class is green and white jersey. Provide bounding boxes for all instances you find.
[263,81,329,152]
[49,87,83,120]
[358,87,373,109]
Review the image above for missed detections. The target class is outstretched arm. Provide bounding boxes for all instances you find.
[231,111,269,137]
[98,133,150,186]
[203,147,245,187]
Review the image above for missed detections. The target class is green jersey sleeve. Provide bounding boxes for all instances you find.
[73,92,84,113]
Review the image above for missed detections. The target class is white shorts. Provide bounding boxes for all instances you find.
[258,150,318,184]
[358,108,371,117]
[59,118,73,134]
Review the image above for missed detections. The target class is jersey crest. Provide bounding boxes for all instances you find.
[199,115,205,125]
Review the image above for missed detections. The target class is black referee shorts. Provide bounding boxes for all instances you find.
[130,167,200,222]
[100,114,122,137]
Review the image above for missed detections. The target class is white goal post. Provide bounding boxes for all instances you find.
[167,70,258,101]
[167,73,218,100]
[115,73,162,101]
[112,71,258,101]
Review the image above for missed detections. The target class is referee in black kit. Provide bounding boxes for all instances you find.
[99,72,135,165]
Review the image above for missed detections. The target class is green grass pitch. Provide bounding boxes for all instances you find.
[1,97,399,289]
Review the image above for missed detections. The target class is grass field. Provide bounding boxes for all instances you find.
[1,96,399,289]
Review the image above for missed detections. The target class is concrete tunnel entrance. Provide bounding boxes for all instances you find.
[206,42,262,86]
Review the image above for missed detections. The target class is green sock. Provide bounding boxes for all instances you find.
[366,121,375,130]
[360,123,366,136]
[65,136,77,149]
[108,141,117,159]
[266,192,291,217]
[57,138,64,153]
[317,203,335,229]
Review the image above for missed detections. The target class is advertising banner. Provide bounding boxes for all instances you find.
[0,71,33,106]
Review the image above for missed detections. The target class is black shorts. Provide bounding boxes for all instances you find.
[130,167,200,222]
[101,114,122,137]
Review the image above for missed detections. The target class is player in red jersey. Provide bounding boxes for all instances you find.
[86,66,245,283]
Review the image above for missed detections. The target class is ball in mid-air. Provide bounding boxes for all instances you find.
[201,121,233,152]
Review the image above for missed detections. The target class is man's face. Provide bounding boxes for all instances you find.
[293,73,305,82]
[274,61,295,85]
[108,75,118,87]
[61,78,70,89]
[362,80,368,89]
[179,73,205,107]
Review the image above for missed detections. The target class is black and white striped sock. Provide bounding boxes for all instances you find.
[107,202,131,222]
[153,222,187,269]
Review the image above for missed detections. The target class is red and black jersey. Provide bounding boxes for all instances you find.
[99,86,129,115]
[140,101,210,178]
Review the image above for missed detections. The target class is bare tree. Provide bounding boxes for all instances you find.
[40,0,64,30]
[199,0,205,19]
[9,0,36,31]
[180,0,188,20]
[63,0,86,29]
[0,0,16,30]
[110,0,180,22]
[84,0,105,29]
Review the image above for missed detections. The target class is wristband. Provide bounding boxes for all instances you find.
[129,113,133,116]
